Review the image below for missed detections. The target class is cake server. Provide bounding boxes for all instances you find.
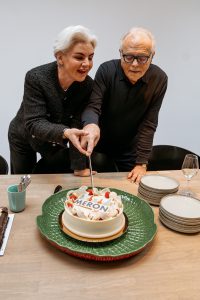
[88,156,94,190]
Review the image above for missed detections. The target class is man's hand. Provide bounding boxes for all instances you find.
[80,124,100,156]
[127,165,147,184]
[63,128,89,155]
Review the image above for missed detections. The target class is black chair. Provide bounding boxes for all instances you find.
[0,155,9,174]
[91,152,119,172]
[147,145,200,171]
[33,152,119,174]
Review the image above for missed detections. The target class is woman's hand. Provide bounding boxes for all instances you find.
[74,168,97,177]
[80,124,100,156]
[63,128,89,155]
[127,165,147,184]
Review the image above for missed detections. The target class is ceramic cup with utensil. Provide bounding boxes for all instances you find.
[7,184,26,212]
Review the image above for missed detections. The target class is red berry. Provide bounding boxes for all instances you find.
[87,189,93,195]
[70,194,77,201]
[105,191,110,198]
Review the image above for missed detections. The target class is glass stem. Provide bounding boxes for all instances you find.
[187,179,190,194]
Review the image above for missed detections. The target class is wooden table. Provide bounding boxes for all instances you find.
[0,171,200,300]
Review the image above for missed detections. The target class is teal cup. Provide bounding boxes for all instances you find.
[7,184,26,212]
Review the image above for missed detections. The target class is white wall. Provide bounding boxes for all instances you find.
[1,0,200,169]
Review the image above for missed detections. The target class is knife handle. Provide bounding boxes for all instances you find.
[54,185,62,194]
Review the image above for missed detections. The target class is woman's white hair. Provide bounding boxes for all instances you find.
[53,25,97,55]
[120,27,156,53]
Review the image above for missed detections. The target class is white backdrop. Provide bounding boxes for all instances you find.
[1,0,200,169]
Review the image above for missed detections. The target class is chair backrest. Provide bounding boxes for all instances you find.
[0,155,9,174]
[147,145,200,171]
[91,152,119,172]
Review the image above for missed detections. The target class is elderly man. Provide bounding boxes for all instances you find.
[81,27,168,182]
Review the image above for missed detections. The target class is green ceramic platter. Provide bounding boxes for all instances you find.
[36,188,157,261]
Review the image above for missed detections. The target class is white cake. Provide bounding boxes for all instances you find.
[62,186,125,238]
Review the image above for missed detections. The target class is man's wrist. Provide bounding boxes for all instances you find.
[136,163,147,169]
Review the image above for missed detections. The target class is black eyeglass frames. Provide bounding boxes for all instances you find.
[121,51,151,65]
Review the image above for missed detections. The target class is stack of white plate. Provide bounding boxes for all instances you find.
[138,174,179,205]
[159,194,200,233]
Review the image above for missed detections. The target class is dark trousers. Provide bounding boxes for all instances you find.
[9,136,37,174]
[33,151,120,174]
[8,124,72,174]
[8,120,135,174]
[9,138,134,174]
[9,138,73,174]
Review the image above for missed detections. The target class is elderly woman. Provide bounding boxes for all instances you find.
[8,25,97,174]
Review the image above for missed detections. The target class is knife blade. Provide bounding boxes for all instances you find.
[88,156,94,190]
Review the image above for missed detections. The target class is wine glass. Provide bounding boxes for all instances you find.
[181,154,199,197]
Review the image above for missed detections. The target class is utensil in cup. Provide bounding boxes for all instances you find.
[18,174,31,192]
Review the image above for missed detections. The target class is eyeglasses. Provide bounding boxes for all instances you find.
[121,52,151,65]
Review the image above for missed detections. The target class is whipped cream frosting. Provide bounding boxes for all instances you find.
[65,186,123,221]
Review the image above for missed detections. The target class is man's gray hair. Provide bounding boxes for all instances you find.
[53,25,97,55]
[120,27,156,53]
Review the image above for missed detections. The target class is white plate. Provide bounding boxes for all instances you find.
[141,175,179,191]
[160,194,200,219]
[159,206,200,225]
[137,193,160,206]
[138,185,169,197]
[159,213,200,233]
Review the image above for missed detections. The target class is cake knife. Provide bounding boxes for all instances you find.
[88,156,94,190]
